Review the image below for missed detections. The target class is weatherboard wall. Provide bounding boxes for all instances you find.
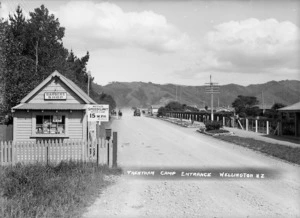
[26,78,85,104]
[68,111,85,140]
[13,111,86,142]
[13,112,33,142]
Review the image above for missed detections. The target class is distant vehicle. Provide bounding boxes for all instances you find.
[134,109,141,116]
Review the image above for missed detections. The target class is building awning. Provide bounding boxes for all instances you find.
[278,102,300,112]
[12,103,87,111]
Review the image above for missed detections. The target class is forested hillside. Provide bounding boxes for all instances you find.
[92,80,300,108]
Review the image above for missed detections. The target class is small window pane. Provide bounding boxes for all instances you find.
[36,116,43,124]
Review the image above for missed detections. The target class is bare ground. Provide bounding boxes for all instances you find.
[83,111,300,218]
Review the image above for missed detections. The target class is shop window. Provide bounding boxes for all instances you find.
[36,115,65,134]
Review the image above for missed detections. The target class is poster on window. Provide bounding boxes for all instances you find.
[53,115,62,123]
[87,104,109,122]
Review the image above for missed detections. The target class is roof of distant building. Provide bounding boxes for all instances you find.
[278,102,300,112]
[150,105,164,109]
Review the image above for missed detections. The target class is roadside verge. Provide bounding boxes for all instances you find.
[206,134,300,166]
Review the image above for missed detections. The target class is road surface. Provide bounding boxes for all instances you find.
[83,110,300,218]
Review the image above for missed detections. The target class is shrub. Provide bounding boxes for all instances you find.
[157,107,167,117]
[205,121,223,131]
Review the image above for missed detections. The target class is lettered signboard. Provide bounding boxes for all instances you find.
[44,92,67,100]
[87,104,109,122]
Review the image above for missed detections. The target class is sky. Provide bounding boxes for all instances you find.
[1,0,299,86]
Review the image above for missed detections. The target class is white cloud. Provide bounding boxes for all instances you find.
[172,18,300,84]
[58,1,191,53]
[0,3,9,19]
[204,18,300,72]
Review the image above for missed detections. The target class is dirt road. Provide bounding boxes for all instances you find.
[83,110,300,218]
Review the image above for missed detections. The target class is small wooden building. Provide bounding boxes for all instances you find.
[12,71,96,142]
[278,102,300,137]
[149,105,163,116]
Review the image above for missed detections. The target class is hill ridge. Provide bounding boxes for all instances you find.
[92,80,300,108]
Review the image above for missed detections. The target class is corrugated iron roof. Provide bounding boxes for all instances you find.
[13,103,86,110]
[278,102,300,112]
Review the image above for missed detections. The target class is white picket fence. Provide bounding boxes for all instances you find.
[0,138,114,166]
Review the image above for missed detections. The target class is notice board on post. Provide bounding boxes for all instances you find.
[87,104,109,122]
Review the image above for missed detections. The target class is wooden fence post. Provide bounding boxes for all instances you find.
[255,120,258,133]
[112,132,118,168]
[107,139,110,166]
[46,141,49,166]
[0,141,3,165]
[97,138,100,165]
[4,141,8,165]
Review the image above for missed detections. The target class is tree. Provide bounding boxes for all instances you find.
[185,105,199,112]
[0,19,7,113]
[271,103,286,110]
[1,5,116,115]
[1,5,91,113]
[92,92,116,112]
[165,101,184,111]
[26,5,67,78]
[157,106,167,117]
[232,95,259,116]
[2,5,65,113]
[2,6,33,113]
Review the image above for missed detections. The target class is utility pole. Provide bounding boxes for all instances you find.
[175,85,177,101]
[179,85,182,103]
[262,91,265,114]
[205,75,220,121]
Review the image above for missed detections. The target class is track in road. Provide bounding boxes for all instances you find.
[83,111,300,218]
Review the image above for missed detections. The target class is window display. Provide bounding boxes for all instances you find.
[36,115,65,134]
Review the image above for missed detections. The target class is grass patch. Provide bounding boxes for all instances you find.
[206,129,230,134]
[0,161,122,218]
[216,135,300,165]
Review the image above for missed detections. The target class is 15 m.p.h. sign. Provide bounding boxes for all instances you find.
[87,104,109,122]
